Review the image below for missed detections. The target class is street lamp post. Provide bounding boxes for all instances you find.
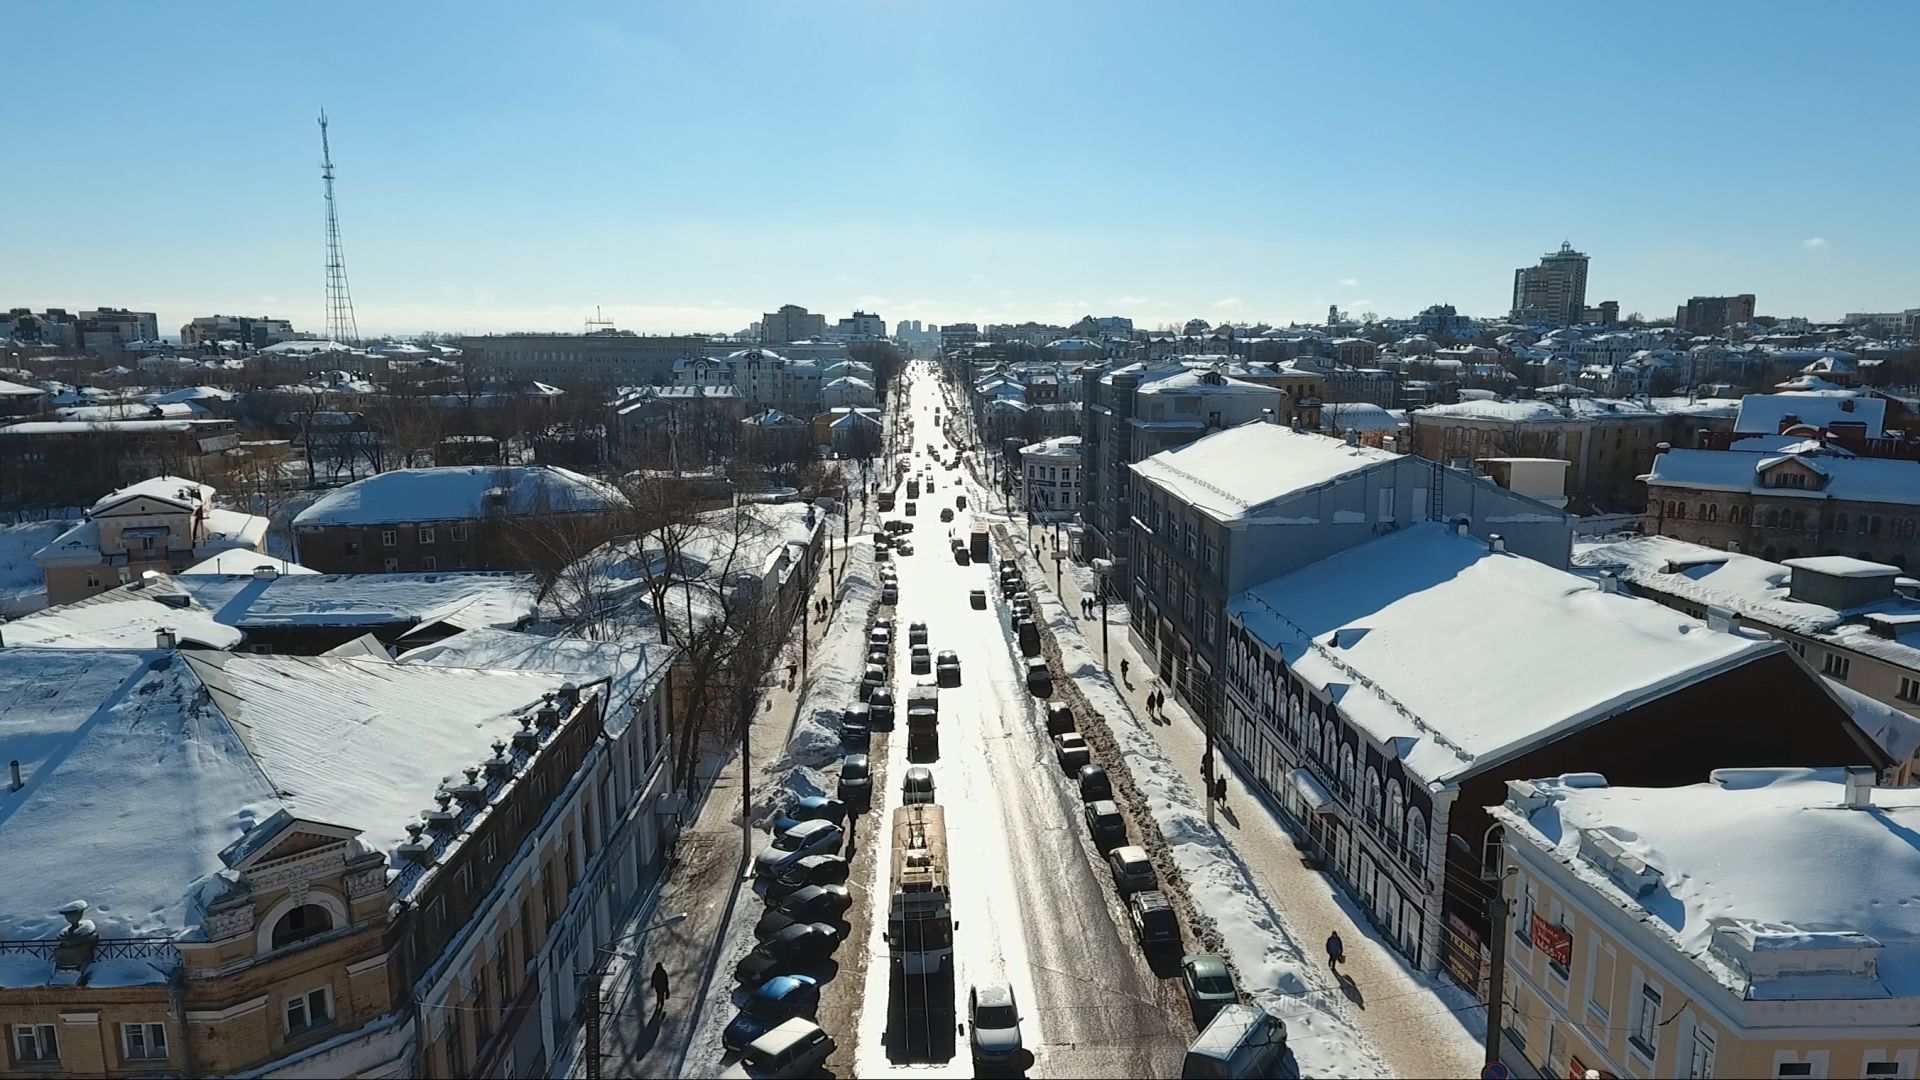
[1091,558,1112,671]
[579,910,689,1080]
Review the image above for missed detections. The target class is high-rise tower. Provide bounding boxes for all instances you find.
[1510,241,1589,328]
[319,111,359,345]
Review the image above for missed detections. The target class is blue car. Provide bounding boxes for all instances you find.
[772,796,849,835]
[722,974,821,1052]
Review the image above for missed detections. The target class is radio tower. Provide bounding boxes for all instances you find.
[318,110,359,345]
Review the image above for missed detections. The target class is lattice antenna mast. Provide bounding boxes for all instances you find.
[319,110,359,345]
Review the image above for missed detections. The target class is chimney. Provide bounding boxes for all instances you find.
[8,759,20,791]
[155,627,177,650]
[1448,456,1471,470]
[1262,408,1276,425]
[1344,430,1359,447]
[1706,606,1737,633]
[1489,533,1506,553]
[1844,765,1876,810]
[1597,570,1620,594]
[1454,518,1470,538]
[1656,441,1672,454]
[1727,540,1741,554]
[556,682,581,710]
[252,565,278,580]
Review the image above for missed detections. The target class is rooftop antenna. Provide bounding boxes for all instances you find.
[319,110,359,346]
[584,305,615,334]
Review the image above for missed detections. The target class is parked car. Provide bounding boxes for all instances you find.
[869,626,892,650]
[908,621,929,646]
[860,665,886,700]
[1077,763,1112,801]
[839,703,870,746]
[902,766,936,805]
[772,883,853,922]
[1025,658,1053,696]
[722,976,821,1053]
[954,546,971,566]
[1054,732,1090,771]
[866,646,890,668]
[911,645,932,674]
[1047,702,1076,736]
[881,584,898,604]
[956,494,968,509]
[1106,845,1157,894]
[837,754,871,807]
[773,796,848,833]
[905,501,917,516]
[766,855,850,899]
[1180,954,1240,1024]
[754,820,844,877]
[936,650,962,686]
[734,922,842,984]
[898,539,914,556]
[1084,799,1127,850]
[940,507,955,522]
[967,982,1025,1067]
[969,588,987,609]
[1129,890,1180,946]
[1183,1004,1289,1080]
[1016,618,1040,657]
[874,546,891,563]
[719,1018,837,1079]
[754,907,803,941]
[867,686,895,730]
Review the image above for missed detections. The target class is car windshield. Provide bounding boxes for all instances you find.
[974,1003,1017,1028]
[772,830,809,851]
[1194,972,1234,994]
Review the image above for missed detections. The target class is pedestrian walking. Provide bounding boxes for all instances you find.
[787,662,798,687]
[652,962,670,1013]
[1214,775,1228,806]
[1120,658,1130,681]
[1325,931,1345,973]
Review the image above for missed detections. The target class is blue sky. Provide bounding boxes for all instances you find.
[6,1,1917,337]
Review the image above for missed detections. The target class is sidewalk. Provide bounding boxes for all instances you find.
[562,541,853,1079]
[1014,523,1484,1080]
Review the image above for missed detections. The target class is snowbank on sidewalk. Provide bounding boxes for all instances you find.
[1007,538,1393,1079]
[754,545,878,817]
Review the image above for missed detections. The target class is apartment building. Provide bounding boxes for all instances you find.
[1675,294,1757,335]
[32,476,268,604]
[180,315,298,348]
[0,419,242,509]
[1511,242,1590,328]
[1220,525,1883,980]
[674,349,823,414]
[456,332,709,387]
[759,304,827,344]
[1491,769,1920,1080]
[1018,434,1082,519]
[0,643,675,1080]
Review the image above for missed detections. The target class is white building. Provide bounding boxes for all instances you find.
[1018,435,1082,519]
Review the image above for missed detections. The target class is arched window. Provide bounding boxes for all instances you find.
[1706,503,1718,522]
[1674,502,1687,520]
[1363,767,1383,831]
[1697,502,1710,521]
[271,904,335,950]
[1384,782,1405,853]
[1338,745,1356,801]
[1836,512,1849,533]
[1764,508,1779,528]
[1405,808,1429,873]
[1306,714,1322,759]
[1870,515,1883,536]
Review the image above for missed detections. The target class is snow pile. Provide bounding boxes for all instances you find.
[0,518,69,615]
[755,545,877,816]
[1005,536,1393,1078]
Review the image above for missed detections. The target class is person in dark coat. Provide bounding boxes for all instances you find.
[652,962,670,1012]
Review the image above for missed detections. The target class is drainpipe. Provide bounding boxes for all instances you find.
[168,965,198,1080]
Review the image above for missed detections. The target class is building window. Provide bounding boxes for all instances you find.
[86,573,101,588]
[271,903,335,949]
[12,1024,57,1064]
[1900,677,1920,705]
[384,557,401,572]
[452,525,470,542]
[1863,1062,1903,1079]
[285,985,333,1034]
[422,556,438,572]
[1627,980,1661,1059]
[121,1022,168,1061]
[1774,1064,1813,1079]
[382,529,398,547]
[1822,653,1851,681]
[483,836,498,863]
[1202,539,1217,572]
[419,527,436,544]
[1405,808,1427,873]
[1686,1025,1716,1079]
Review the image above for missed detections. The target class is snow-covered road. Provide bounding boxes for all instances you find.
[851,370,1187,1079]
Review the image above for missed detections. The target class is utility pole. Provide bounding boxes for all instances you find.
[584,979,602,1080]
[1484,853,1513,1071]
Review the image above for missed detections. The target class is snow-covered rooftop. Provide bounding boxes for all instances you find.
[0,418,218,435]
[1132,368,1278,396]
[1131,422,1399,520]
[1322,401,1406,433]
[1495,768,1920,1001]
[293,465,623,527]
[1734,393,1885,437]
[399,627,670,736]
[1231,525,1780,783]
[92,474,213,514]
[173,570,535,631]
[1018,435,1082,458]
[1644,446,1920,506]
[1,580,243,650]
[181,550,315,576]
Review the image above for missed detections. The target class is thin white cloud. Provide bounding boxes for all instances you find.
[1804,237,1828,250]
[1338,278,1360,287]
[1213,297,1244,309]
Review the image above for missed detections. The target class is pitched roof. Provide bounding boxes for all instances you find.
[1229,525,1780,783]
[293,465,622,527]
[1131,422,1399,520]
[1734,393,1885,437]
[1644,447,1920,506]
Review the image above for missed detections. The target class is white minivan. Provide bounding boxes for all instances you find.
[1181,1003,1288,1079]
[720,1017,835,1078]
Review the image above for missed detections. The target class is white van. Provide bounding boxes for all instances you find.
[720,1017,835,1078]
[1181,1003,1288,1079]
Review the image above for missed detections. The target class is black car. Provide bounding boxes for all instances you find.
[772,883,853,922]
[837,754,872,808]
[734,922,842,984]
[1129,890,1180,947]
[1047,702,1076,736]
[766,854,852,899]
[1078,763,1112,802]
[868,686,896,730]
[1084,799,1127,850]
[839,703,871,746]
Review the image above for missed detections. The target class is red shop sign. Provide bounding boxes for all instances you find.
[1531,912,1573,966]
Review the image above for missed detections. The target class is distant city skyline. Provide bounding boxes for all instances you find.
[5,1,1918,337]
